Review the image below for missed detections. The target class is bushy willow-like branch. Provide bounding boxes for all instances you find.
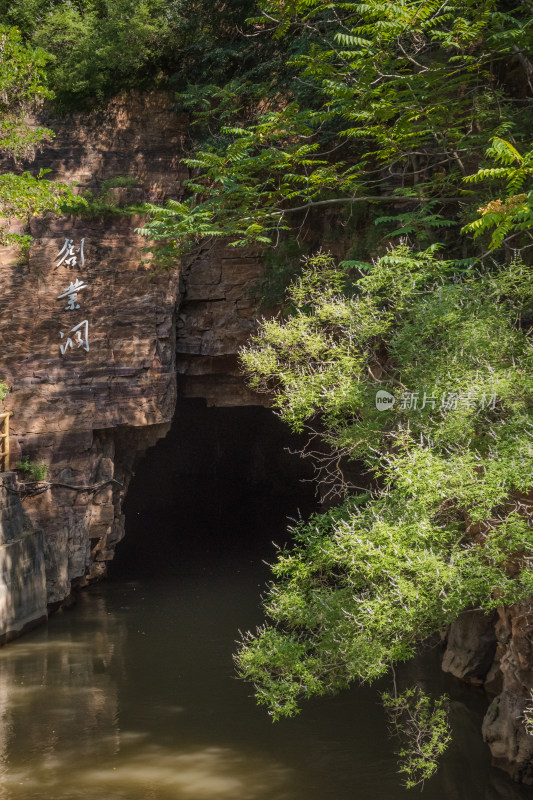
[382,687,452,789]
[234,249,533,790]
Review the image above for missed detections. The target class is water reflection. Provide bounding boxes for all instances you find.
[2,745,293,800]
[2,401,528,798]
[0,586,296,800]
[0,594,122,795]
[0,572,528,799]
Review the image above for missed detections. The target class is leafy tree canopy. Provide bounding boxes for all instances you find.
[138,0,533,261]
[0,25,73,247]
[0,0,289,109]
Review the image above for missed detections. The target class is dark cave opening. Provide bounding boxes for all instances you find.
[112,399,319,578]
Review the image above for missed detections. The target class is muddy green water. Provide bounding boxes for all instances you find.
[0,512,530,800]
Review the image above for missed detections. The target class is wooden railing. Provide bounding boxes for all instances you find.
[0,413,12,472]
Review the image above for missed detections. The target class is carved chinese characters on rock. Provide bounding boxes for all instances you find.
[55,238,90,355]
[55,237,85,268]
[57,278,88,311]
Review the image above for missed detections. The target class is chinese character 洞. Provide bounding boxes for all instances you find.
[57,278,88,311]
[59,320,90,355]
[55,238,85,268]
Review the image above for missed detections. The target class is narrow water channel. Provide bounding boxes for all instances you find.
[0,403,529,799]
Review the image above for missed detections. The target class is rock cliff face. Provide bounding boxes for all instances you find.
[0,90,531,786]
[482,605,533,783]
[0,91,266,623]
[443,608,533,783]
[176,246,270,407]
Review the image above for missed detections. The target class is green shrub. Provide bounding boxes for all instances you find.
[15,456,48,481]
[62,175,143,218]
[235,249,533,730]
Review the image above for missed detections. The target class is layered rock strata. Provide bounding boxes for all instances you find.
[0,91,266,616]
[176,245,270,407]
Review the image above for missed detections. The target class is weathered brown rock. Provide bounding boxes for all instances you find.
[176,246,270,406]
[0,473,46,640]
[442,610,498,684]
[0,91,267,615]
[0,204,181,603]
[441,604,533,783]
[481,604,533,783]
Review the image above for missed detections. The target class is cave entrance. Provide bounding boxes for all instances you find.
[113,399,318,578]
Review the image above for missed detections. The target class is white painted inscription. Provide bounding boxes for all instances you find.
[56,237,91,356]
[59,320,90,354]
[57,279,88,311]
[55,237,85,268]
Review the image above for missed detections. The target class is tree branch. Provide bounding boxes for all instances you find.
[273,196,469,215]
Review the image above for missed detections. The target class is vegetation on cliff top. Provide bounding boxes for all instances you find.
[0,0,289,109]
[137,0,533,261]
[0,25,73,248]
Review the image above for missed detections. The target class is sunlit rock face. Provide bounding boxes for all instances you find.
[176,246,270,407]
[0,91,267,615]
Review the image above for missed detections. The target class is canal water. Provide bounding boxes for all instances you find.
[0,403,530,799]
